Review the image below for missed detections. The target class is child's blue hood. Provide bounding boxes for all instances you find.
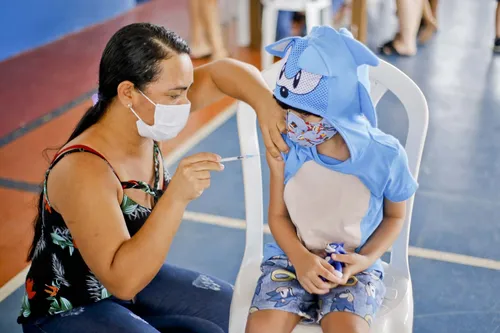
[266,26,380,162]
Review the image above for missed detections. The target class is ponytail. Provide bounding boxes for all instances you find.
[27,22,190,262]
[66,99,109,143]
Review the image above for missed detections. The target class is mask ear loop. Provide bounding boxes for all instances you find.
[139,90,157,106]
[128,104,142,121]
[128,103,158,139]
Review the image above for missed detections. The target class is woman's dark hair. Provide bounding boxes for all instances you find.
[27,23,190,261]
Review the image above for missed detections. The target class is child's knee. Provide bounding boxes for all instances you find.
[321,312,370,333]
[246,310,300,333]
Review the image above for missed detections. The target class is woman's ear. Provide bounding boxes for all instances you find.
[117,81,136,108]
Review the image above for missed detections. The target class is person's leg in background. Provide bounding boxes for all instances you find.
[495,0,500,53]
[418,0,438,44]
[429,0,439,18]
[380,0,424,56]
[332,0,348,28]
[133,264,233,333]
[189,0,213,59]
[199,0,229,60]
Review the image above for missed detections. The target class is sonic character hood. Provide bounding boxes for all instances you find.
[265,26,380,162]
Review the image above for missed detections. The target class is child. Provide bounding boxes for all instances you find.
[246,26,418,333]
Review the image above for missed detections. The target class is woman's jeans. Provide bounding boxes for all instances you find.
[22,264,233,333]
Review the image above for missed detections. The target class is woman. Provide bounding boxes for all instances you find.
[19,23,287,333]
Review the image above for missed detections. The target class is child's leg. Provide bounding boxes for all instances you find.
[246,256,316,333]
[319,271,386,333]
[321,312,369,333]
[246,310,301,333]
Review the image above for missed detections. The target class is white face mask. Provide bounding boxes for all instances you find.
[129,90,191,141]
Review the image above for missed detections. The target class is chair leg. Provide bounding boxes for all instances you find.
[261,5,278,70]
[322,6,332,26]
[237,0,250,46]
[305,6,321,33]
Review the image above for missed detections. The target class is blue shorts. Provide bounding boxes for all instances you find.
[250,256,386,325]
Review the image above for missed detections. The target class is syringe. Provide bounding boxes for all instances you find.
[219,154,261,163]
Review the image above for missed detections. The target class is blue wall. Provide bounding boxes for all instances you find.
[0,0,137,61]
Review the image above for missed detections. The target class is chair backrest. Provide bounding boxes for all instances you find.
[236,59,428,279]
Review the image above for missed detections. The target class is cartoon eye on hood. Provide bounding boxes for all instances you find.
[276,47,323,96]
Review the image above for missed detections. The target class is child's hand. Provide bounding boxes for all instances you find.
[293,251,343,295]
[331,253,373,285]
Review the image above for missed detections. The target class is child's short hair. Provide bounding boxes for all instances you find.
[274,96,315,117]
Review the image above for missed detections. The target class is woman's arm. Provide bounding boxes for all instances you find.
[189,59,288,158]
[48,152,221,300]
[189,59,268,112]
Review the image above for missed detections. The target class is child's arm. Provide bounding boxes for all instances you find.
[266,151,341,294]
[331,199,406,284]
[358,199,406,262]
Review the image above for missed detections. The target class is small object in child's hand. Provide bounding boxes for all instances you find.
[321,242,346,282]
[219,154,261,163]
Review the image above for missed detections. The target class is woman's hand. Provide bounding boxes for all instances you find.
[168,153,224,203]
[331,253,374,285]
[292,250,343,295]
[256,93,289,160]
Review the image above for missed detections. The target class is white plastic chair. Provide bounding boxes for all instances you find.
[229,59,429,333]
[237,0,251,47]
[261,0,332,69]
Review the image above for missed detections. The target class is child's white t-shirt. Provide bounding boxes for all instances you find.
[265,130,418,274]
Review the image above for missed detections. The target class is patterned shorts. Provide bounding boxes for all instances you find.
[249,256,386,325]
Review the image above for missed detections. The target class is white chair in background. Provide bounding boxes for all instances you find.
[260,0,332,69]
[237,0,251,47]
[228,59,429,333]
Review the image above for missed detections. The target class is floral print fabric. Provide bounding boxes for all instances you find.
[18,143,169,323]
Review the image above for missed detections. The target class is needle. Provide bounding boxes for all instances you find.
[219,154,261,163]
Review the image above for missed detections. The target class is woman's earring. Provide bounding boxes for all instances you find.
[127,103,132,108]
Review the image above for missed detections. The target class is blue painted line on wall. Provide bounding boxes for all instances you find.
[0,90,96,148]
[0,178,40,193]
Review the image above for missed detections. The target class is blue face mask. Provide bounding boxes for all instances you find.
[286,111,337,147]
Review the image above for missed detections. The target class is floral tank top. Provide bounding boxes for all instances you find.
[17,143,170,323]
